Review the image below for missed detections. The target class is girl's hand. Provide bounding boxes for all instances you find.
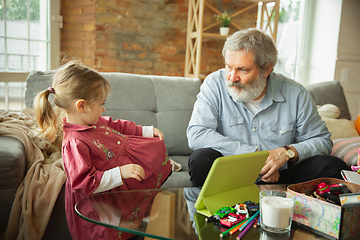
[119,164,145,181]
[153,127,164,140]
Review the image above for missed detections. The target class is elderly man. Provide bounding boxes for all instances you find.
[186,28,349,187]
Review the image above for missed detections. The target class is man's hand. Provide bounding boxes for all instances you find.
[153,127,164,140]
[259,147,289,183]
[261,170,280,182]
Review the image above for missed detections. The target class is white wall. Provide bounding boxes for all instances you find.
[334,0,360,120]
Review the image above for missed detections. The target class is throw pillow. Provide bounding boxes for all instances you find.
[331,137,360,166]
[318,104,340,119]
[321,117,359,140]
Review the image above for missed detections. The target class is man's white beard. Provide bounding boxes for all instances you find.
[225,74,267,102]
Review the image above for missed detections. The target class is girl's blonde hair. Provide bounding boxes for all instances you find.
[33,61,111,142]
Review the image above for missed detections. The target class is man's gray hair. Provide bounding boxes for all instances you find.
[222,28,278,71]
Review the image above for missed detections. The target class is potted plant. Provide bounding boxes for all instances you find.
[215,11,231,35]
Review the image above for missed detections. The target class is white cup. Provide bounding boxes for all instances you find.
[259,190,295,233]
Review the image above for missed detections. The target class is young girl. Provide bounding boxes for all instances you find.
[33,61,172,239]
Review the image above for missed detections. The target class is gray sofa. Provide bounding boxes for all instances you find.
[0,70,354,239]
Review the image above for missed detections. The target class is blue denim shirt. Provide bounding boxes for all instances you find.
[187,69,332,169]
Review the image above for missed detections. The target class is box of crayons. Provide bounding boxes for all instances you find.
[287,178,360,240]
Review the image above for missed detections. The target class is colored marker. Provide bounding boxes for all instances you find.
[226,210,259,237]
[236,218,257,240]
[220,218,249,238]
[238,210,259,232]
[341,171,348,181]
[229,220,247,235]
[253,216,259,228]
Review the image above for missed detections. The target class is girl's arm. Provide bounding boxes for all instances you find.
[100,116,142,136]
[143,126,164,140]
[62,139,111,195]
[101,116,163,139]
[94,164,145,193]
[93,167,123,193]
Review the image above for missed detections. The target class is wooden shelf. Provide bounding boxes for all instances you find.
[184,0,280,79]
[203,33,229,40]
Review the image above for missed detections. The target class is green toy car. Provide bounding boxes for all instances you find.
[214,206,236,220]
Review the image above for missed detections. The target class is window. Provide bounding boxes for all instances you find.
[0,0,49,72]
[273,0,301,80]
[0,0,60,111]
[259,0,342,86]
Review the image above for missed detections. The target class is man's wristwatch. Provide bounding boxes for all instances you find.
[283,145,296,162]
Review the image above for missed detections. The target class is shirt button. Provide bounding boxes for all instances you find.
[252,128,256,132]
[105,132,109,135]
[279,130,283,134]
[117,141,121,145]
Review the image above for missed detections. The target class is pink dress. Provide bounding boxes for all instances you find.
[62,116,172,240]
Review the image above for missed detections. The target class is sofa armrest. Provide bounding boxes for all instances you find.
[0,136,26,234]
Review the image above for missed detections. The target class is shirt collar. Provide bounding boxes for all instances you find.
[62,117,94,132]
[263,72,285,103]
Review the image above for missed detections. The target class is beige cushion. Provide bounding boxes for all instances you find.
[322,117,360,140]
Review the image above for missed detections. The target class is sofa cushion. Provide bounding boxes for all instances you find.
[321,116,359,140]
[331,137,360,166]
[25,71,55,107]
[306,80,351,120]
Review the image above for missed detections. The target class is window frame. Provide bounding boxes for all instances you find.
[0,0,60,110]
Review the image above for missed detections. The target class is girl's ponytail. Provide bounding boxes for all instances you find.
[33,60,111,143]
[33,87,61,142]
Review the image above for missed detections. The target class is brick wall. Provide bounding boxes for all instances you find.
[61,0,257,77]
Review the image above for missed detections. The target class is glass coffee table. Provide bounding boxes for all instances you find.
[75,186,338,240]
[75,188,198,240]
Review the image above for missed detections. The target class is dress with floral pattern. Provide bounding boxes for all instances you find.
[62,116,172,240]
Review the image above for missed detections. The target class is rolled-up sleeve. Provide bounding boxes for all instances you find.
[291,89,333,162]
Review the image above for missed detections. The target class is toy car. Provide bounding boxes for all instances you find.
[247,205,259,216]
[220,213,246,227]
[235,203,249,217]
[214,206,236,220]
[244,200,256,206]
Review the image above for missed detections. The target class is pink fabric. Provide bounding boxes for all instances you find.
[62,116,172,240]
[331,137,360,166]
[344,147,359,165]
[331,138,358,154]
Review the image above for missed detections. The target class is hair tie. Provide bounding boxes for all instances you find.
[48,87,55,94]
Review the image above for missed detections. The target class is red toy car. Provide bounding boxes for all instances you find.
[220,212,246,227]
